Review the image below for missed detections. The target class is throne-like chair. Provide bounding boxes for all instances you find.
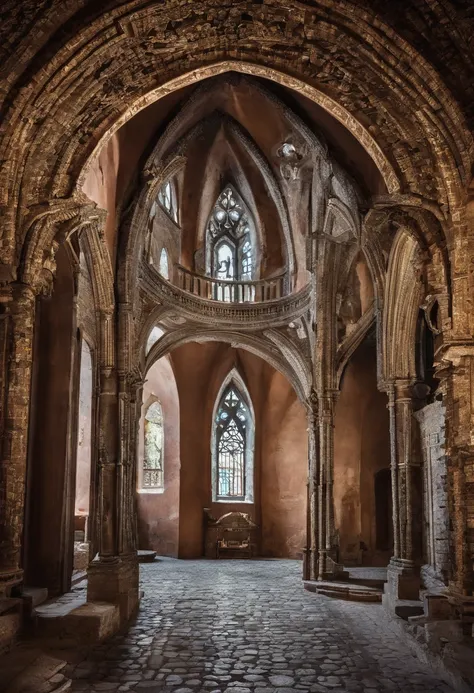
[203,509,257,558]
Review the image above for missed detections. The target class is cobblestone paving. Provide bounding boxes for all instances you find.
[69,559,453,693]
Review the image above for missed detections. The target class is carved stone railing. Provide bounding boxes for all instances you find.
[139,261,312,330]
[175,265,293,303]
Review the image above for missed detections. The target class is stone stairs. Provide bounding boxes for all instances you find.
[0,648,71,693]
[303,567,387,603]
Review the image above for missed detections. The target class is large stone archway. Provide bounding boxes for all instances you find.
[0,2,474,652]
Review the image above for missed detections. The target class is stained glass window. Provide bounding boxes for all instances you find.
[206,186,253,288]
[143,401,164,490]
[215,386,250,499]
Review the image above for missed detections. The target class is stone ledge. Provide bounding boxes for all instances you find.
[35,601,120,648]
[384,608,474,693]
[304,580,383,602]
[138,550,157,563]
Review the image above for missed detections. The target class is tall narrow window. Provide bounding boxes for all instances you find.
[143,401,164,490]
[206,186,255,294]
[158,180,178,223]
[213,382,254,501]
[159,248,170,280]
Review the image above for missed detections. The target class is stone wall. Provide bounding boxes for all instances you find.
[141,341,309,559]
[414,400,449,584]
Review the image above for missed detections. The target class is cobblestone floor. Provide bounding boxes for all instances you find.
[69,559,454,693]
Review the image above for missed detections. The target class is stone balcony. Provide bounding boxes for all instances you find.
[139,261,311,330]
[175,265,293,303]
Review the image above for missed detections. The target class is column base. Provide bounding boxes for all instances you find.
[302,548,319,581]
[447,589,474,631]
[383,558,422,618]
[0,567,23,599]
[317,549,346,581]
[87,553,139,626]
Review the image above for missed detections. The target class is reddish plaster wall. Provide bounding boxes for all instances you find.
[167,342,307,559]
[333,340,391,566]
[82,134,120,261]
[137,356,180,557]
[260,370,308,558]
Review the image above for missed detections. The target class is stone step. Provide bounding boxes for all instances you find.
[348,577,386,589]
[381,593,424,620]
[22,587,49,615]
[0,598,23,653]
[71,570,87,587]
[34,599,119,647]
[138,550,157,563]
[303,580,383,602]
[0,649,71,693]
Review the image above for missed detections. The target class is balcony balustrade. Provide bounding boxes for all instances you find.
[175,265,293,303]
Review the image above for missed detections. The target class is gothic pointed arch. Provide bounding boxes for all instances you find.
[140,398,165,491]
[211,369,254,503]
[206,184,256,283]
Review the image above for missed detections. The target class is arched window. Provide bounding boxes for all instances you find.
[206,186,255,286]
[212,381,254,502]
[159,248,169,280]
[158,180,178,223]
[143,401,164,490]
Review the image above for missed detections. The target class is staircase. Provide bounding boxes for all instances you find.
[0,648,71,692]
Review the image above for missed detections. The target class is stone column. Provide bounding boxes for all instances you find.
[87,313,139,623]
[438,351,474,613]
[117,369,142,557]
[87,311,140,624]
[317,390,339,579]
[0,283,36,597]
[305,392,319,581]
[384,379,421,607]
[414,401,449,585]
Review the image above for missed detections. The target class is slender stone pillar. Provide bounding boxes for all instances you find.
[305,391,319,581]
[318,391,339,579]
[0,283,36,597]
[384,379,421,606]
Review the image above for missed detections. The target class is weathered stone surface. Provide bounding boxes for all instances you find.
[63,560,454,692]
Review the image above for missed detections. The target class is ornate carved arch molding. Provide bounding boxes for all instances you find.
[382,228,426,383]
[79,222,115,315]
[19,196,107,295]
[10,0,472,264]
[124,109,296,291]
[145,326,310,402]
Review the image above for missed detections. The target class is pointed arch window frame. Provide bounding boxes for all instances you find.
[211,370,255,503]
[205,184,257,284]
[139,397,165,493]
[157,179,179,224]
[159,247,170,280]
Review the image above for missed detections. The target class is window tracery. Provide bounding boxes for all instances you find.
[142,400,164,490]
[207,186,254,286]
[214,384,253,501]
